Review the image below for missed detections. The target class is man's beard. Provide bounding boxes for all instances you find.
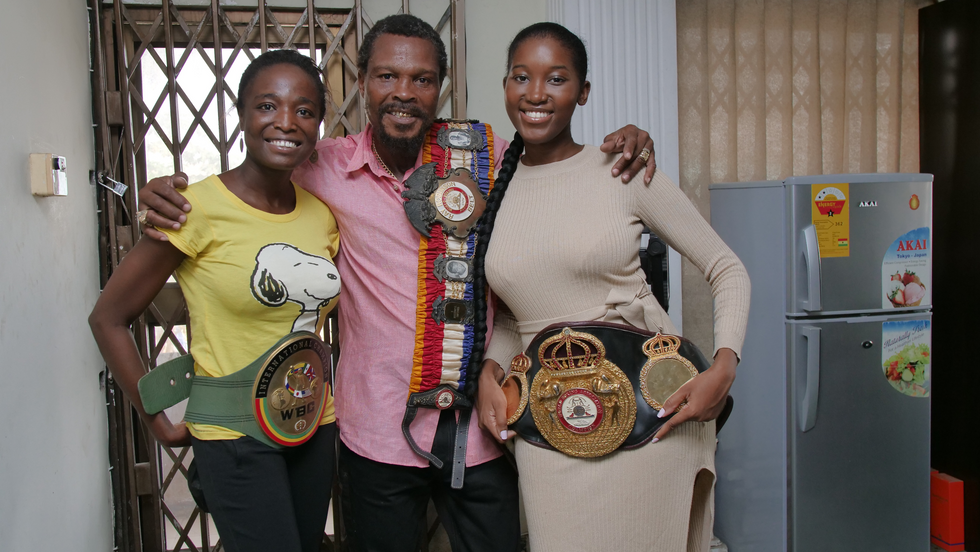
[374,101,434,155]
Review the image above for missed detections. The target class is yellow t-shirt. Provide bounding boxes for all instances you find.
[162,175,340,440]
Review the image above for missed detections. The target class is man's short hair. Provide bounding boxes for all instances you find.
[357,14,448,83]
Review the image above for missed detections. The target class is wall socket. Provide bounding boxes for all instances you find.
[30,153,68,197]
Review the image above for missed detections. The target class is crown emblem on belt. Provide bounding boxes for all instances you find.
[642,333,683,357]
[538,327,607,371]
[509,353,531,374]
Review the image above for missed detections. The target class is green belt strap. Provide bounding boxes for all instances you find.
[138,355,196,415]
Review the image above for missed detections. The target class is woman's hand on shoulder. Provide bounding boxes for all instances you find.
[476,360,515,443]
[652,348,737,441]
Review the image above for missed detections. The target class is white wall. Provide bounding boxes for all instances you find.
[0,1,112,551]
[465,0,548,138]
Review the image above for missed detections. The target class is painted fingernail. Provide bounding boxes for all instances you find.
[651,438,660,444]
[500,431,508,440]
[657,408,667,418]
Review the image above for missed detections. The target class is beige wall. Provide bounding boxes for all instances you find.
[0,1,112,551]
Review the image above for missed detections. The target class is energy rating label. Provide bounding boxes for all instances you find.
[811,183,850,258]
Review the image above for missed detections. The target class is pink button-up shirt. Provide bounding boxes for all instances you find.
[293,126,507,467]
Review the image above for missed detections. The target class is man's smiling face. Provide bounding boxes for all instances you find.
[358,34,442,154]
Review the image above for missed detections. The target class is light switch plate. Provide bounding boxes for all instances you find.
[30,153,68,197]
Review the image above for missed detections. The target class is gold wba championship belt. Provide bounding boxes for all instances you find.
[502,322,709,458]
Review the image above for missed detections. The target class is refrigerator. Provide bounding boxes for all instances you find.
[709,173,933,552]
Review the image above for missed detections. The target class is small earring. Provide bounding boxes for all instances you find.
[309,150,319,164]
[239,137,244,152]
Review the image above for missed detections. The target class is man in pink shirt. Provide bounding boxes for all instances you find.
[139,14,656,552]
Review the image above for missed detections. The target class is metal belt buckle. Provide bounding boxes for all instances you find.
[528,327,636,458]
[639,334,699,411]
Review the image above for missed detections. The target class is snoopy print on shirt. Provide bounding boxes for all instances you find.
[250,243,341,332]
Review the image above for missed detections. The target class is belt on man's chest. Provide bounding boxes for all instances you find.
[398,120,495,489]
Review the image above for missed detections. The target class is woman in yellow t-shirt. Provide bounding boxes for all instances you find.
[89,50,340,552]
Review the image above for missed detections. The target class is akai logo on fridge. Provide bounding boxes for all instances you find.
[858,200,878,207]
[896,239,927,252]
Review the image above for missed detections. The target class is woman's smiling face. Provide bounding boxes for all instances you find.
[504,35,590,149]
[240,63,321,172]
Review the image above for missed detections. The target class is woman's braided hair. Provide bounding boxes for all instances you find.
[465,133,524,397]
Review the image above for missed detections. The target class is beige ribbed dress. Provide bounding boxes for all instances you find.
[484,145,750,552]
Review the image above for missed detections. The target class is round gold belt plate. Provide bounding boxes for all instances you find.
[528,328,636,458]
[252,333,329,446]
[639,334,699,411]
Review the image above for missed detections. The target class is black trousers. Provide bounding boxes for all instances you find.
[339,409,522,552]
[191,423,336,552]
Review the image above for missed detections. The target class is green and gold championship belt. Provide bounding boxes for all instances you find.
[501,322,709,458]
[138,331,330,448]
[399,120,495,488]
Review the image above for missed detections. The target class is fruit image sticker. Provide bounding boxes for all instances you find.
[881,227,931,309]
[811,183,850,258]
[881,320,930,398]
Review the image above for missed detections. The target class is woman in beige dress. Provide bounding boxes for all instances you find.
[471,23,751,552]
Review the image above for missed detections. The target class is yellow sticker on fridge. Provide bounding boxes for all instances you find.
[811,183,850,258]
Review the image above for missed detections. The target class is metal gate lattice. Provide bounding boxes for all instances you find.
[88,2,467,551]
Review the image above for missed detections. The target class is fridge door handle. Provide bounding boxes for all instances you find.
[800,326,821,432]
[800,225,822,312]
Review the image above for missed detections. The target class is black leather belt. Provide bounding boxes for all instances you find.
[502,321,712,457]
[402,385,472,489]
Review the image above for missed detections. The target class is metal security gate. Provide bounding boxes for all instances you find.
[87,2,467,551]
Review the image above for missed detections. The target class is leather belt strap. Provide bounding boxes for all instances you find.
[401,384,473,488]
[451,409,471,489]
